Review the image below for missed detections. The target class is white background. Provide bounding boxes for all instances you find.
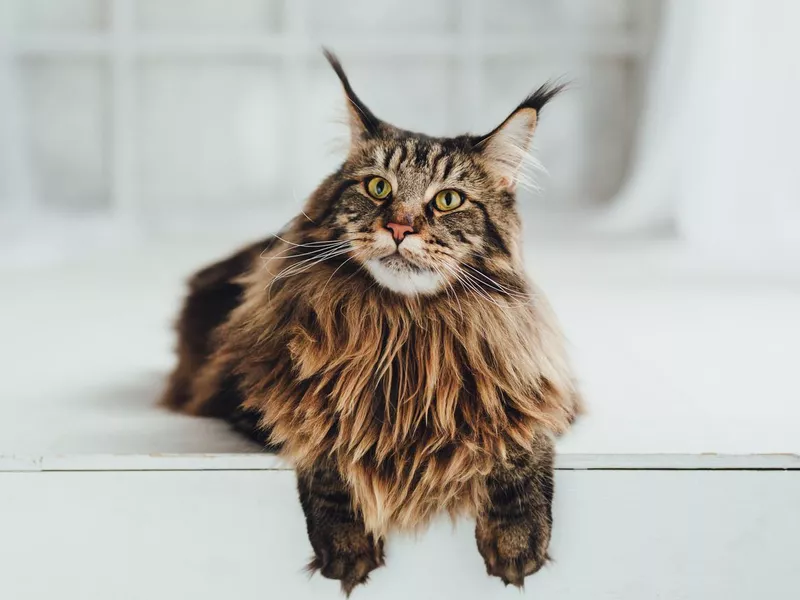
[0,0,656,242]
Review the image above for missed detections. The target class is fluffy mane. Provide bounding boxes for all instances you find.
[164,52,582,545]
[187,230,579,534]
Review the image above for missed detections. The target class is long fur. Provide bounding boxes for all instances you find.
[187,237,579,535]
[164,53,582,541]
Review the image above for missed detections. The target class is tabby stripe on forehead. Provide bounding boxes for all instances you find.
[471,200,510,256]
[395,144,409,170]
[414,142,429,168]
[429,147,445,175]
[383,146,399,170]
[440,156,454,181]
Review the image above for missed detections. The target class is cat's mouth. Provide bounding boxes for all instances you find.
[378,253,425,273]
[364,252,444,296]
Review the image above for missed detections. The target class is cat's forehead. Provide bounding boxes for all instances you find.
[354,134,477,178]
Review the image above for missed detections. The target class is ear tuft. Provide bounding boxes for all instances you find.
[323,48,382,144]
[476,79,568,191]
[515,79,569,116]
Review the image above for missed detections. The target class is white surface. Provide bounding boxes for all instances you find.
[1,469,798,599]
[3,453,800,473]
[1,236,799,463]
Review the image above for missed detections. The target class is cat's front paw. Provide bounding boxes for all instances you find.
[307,527,385,596]
[475,516,550,587]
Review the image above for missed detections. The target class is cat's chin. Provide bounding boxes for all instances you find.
[364,256,444,296]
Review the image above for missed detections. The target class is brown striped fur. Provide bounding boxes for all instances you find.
[162,50,581,592]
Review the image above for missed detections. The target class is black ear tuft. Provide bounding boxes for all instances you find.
[514,79,570,115]
[323,47,382,138]
[474,78,568,149]
[472,78,568,190]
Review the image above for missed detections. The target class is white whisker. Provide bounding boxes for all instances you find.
[320,248,362,296]
[461,262,533,301]
[262,241,349,263]
[433,263,463,321]
[456,267,530,308]
[445,264,517,309]
[264,245,354,297]
[267,234,349,250]
[274,247,352,280]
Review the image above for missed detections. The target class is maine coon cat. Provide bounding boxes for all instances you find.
[162,50,582,594]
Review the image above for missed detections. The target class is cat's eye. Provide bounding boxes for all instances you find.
[434,189,463,212]
[366,176,392,200]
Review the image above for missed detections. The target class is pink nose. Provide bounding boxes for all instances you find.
[385,222,415,243]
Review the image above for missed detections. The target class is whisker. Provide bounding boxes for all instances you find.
[440,263,485,305]
[262,241,349,263]
[265,246,353,296]
[461,263,533,301]
[267,234,348,250]
[457,268,510,302]
[446,264,515,309]
[319,249,362,296]
[289,185,317,225]
[457,267,530,308]
[268,234,304,248]
[433,263,464,321]
[426,245,532,303]
[275,247,352,280]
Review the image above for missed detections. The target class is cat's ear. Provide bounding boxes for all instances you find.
[323,48,383,147]
[475,81,566,192]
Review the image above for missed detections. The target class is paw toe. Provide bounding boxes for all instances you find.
[477,523,550,587]
[308,537,384,595]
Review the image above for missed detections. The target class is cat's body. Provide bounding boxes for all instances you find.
[163,51,581,594]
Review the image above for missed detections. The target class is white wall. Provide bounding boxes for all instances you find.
[0,0,656,235]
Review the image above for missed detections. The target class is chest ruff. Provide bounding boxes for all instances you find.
[216,266,577,535]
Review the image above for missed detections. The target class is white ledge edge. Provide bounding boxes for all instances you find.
[0,453,798,473]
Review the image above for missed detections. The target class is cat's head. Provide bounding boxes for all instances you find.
[299,50,564,298]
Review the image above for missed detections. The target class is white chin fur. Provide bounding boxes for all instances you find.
[365,258,444,296]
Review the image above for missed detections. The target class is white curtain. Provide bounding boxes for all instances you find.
[604,0,800,267]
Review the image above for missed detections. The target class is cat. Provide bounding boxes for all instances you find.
[162,49,582,594]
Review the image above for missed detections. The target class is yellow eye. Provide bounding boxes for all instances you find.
[366,176,392,200]
[434,189,463,212]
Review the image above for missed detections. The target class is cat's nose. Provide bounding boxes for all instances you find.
[385,222,415,243]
